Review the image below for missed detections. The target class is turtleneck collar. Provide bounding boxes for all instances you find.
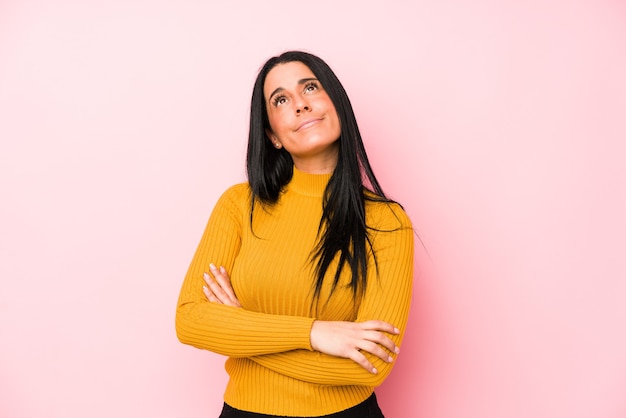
[286,166,332,197]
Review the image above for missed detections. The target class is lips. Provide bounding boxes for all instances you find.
[296,118,322,131]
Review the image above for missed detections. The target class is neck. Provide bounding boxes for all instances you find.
[288,166,332,197]
[291,144,338,174]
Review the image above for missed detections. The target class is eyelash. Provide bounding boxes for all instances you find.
[272,81,320,106]
[272,95,287,106]
[304,81,319,93]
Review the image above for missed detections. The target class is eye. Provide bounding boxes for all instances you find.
[272,95,288,106]
[304,81,319,93]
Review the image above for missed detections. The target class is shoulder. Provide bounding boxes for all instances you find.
[213,182,252,215]
[365,195,413,231]
[365,196,414,257]
[220,182,251,200]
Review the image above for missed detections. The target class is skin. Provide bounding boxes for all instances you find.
[264,61,341,174]
[202,61,400,374]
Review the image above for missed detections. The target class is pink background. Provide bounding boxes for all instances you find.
[1,1,625,417]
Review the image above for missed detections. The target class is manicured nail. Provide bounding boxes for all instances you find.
[209,263,217,271]
[394,327,400,334]
[387,356,394,363]
[220,266,226,273]
[203,285,208,293]
[203,272,209,280]
[372,368,378,374]
[395,347,400,354]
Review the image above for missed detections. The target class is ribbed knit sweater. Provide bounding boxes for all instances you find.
[176,167,414,416]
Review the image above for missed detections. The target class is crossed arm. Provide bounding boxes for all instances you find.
[204,264,401,377]
[176,186,414,386]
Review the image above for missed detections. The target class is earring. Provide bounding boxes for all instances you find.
[274,142,282,149]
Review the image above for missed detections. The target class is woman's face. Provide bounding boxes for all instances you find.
[264,61,341,173]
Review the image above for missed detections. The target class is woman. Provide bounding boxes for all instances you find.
[176,51,414,417]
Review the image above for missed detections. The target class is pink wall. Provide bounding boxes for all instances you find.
[1,1,625,417]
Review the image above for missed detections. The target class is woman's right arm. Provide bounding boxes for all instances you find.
[175,185,316,357]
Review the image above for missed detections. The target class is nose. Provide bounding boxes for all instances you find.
[296,106,311,114]
[295,96,311,114]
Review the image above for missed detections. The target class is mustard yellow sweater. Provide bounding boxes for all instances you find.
[176,167,414,416]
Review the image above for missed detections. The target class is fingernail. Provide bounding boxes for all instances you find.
[372,368,378,374]
[387,356,394,363]
[209,263,217,271]
[395,347,400,354]
[220,266,226,273]
[203,285,208,293]
[203,272,210,279]
[394,327,400,334]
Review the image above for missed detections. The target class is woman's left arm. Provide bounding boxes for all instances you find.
[248,204,414,386]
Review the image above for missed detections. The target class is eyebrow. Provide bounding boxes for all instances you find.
[268,78,319,102]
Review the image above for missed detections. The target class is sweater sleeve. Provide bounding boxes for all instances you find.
[248,203,414,386]
[175,185,315,357]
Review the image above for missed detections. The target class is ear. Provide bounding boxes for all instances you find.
[266,129,282,149]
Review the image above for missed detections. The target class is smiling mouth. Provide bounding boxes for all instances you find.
[296,118,322,131]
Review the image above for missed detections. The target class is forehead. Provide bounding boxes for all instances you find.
[263,61,316,98]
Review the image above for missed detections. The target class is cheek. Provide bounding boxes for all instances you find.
[267,109,288,131]
[328,107,341,132]
[322,100,340,128]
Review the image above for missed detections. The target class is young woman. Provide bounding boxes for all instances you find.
[176,51,414,418]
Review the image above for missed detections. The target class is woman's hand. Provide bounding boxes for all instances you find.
[202,264,241,308]
[203,265,398,373]
[309,320,400,374]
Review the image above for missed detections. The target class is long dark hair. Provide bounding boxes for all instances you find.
[246,50,394,303]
